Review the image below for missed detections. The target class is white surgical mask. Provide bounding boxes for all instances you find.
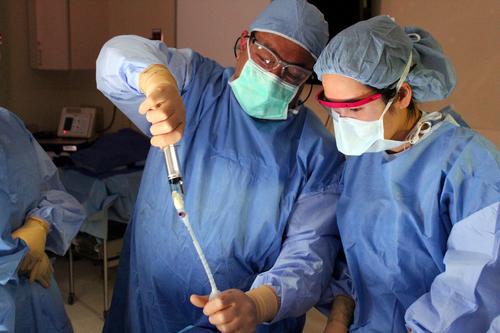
[332,52,413,156]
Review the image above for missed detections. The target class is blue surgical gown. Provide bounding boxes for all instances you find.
[96,35,345,332]
[488,315,500,333]
[0,108,85,333]
[334,113,499,332]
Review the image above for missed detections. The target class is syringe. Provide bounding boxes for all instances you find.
[163,144,184,195]
[163,145,220,299]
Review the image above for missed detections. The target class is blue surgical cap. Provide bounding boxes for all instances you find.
[314,15,456,102]
[249,0,329,60]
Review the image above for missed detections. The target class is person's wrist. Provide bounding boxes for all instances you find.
[328,295,355,327]
[325,319,349,331]
[246,285,279,323]
[25,216,49,234]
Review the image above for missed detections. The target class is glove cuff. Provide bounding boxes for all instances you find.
[246,285,279,323]
[328,295,355,327]
[139,64,177,96]
[25,216,49,234]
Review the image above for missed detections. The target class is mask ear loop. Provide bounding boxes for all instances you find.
[233,30,249,58]
[324,113,331,127]
[233,37,241,57]
[296,81,314,106]
[379,51,413,120]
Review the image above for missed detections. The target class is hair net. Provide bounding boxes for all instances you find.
[314,15,456,101]
[249,0,329,60]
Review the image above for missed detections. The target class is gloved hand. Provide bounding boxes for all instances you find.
[324,295,355,333]
[138,64,186,148]
[11,217,53,288]
[190,285,279,333]
[323,320,349,333]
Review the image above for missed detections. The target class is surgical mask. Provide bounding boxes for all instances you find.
[229,47,299,120]
[332,52,413,156]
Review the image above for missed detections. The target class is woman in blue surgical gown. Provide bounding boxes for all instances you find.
[314,16,500,333]
[0,107,85,333]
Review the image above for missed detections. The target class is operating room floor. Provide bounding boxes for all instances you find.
[54,256,328,333]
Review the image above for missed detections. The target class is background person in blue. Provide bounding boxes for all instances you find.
[96,1,348,332]
[314,15,500,333]
[0,107,86,333]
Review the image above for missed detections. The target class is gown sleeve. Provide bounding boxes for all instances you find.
[405,132,500,333]
[26,139,86,256]
[251,187,343,321]
[487,315,500,333]
[96,35,196,135]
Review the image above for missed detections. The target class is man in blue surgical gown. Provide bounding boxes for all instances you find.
[96,1,347,332]
[314,16,500,333]
[0,107,85,333]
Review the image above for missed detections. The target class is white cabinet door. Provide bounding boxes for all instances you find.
[28,0,108,70]
[28,0,70,70]
[69,0,109,69]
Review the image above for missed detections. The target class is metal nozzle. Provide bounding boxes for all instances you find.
[163,145,181,180]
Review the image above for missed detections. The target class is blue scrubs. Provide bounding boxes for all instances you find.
[0,108,85,333]
[96,36,344,332]
[335,113,499,332]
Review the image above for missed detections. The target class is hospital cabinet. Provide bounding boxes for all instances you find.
[28,0,108,70]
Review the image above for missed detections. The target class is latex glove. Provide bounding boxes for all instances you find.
[191,285,279,333]
[11,217,52,288]
[324,321,349,333]
[324,295,355,333]
[138,64,185,148]
[29,252,53,288]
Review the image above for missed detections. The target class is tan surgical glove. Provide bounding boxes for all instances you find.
[138,64,186,148]
[246,284,280,323]
[190,285,279,333]
[324,295,355,333]
[11,217,53,288]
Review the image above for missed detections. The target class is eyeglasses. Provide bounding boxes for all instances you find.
[316,90,383,115]
[247,35,312,86]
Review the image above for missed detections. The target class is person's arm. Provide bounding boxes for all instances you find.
[190,189,342,332]
[190,285,279,332]
[6,112,85,288]
[252,188,342,322]
[25,133,86,256]
[405,202,499,333]
[324,295,355,333]
[319,258,355,333]
[405,135,500,333]
[189,113,346,331]
[96,35,195,135]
